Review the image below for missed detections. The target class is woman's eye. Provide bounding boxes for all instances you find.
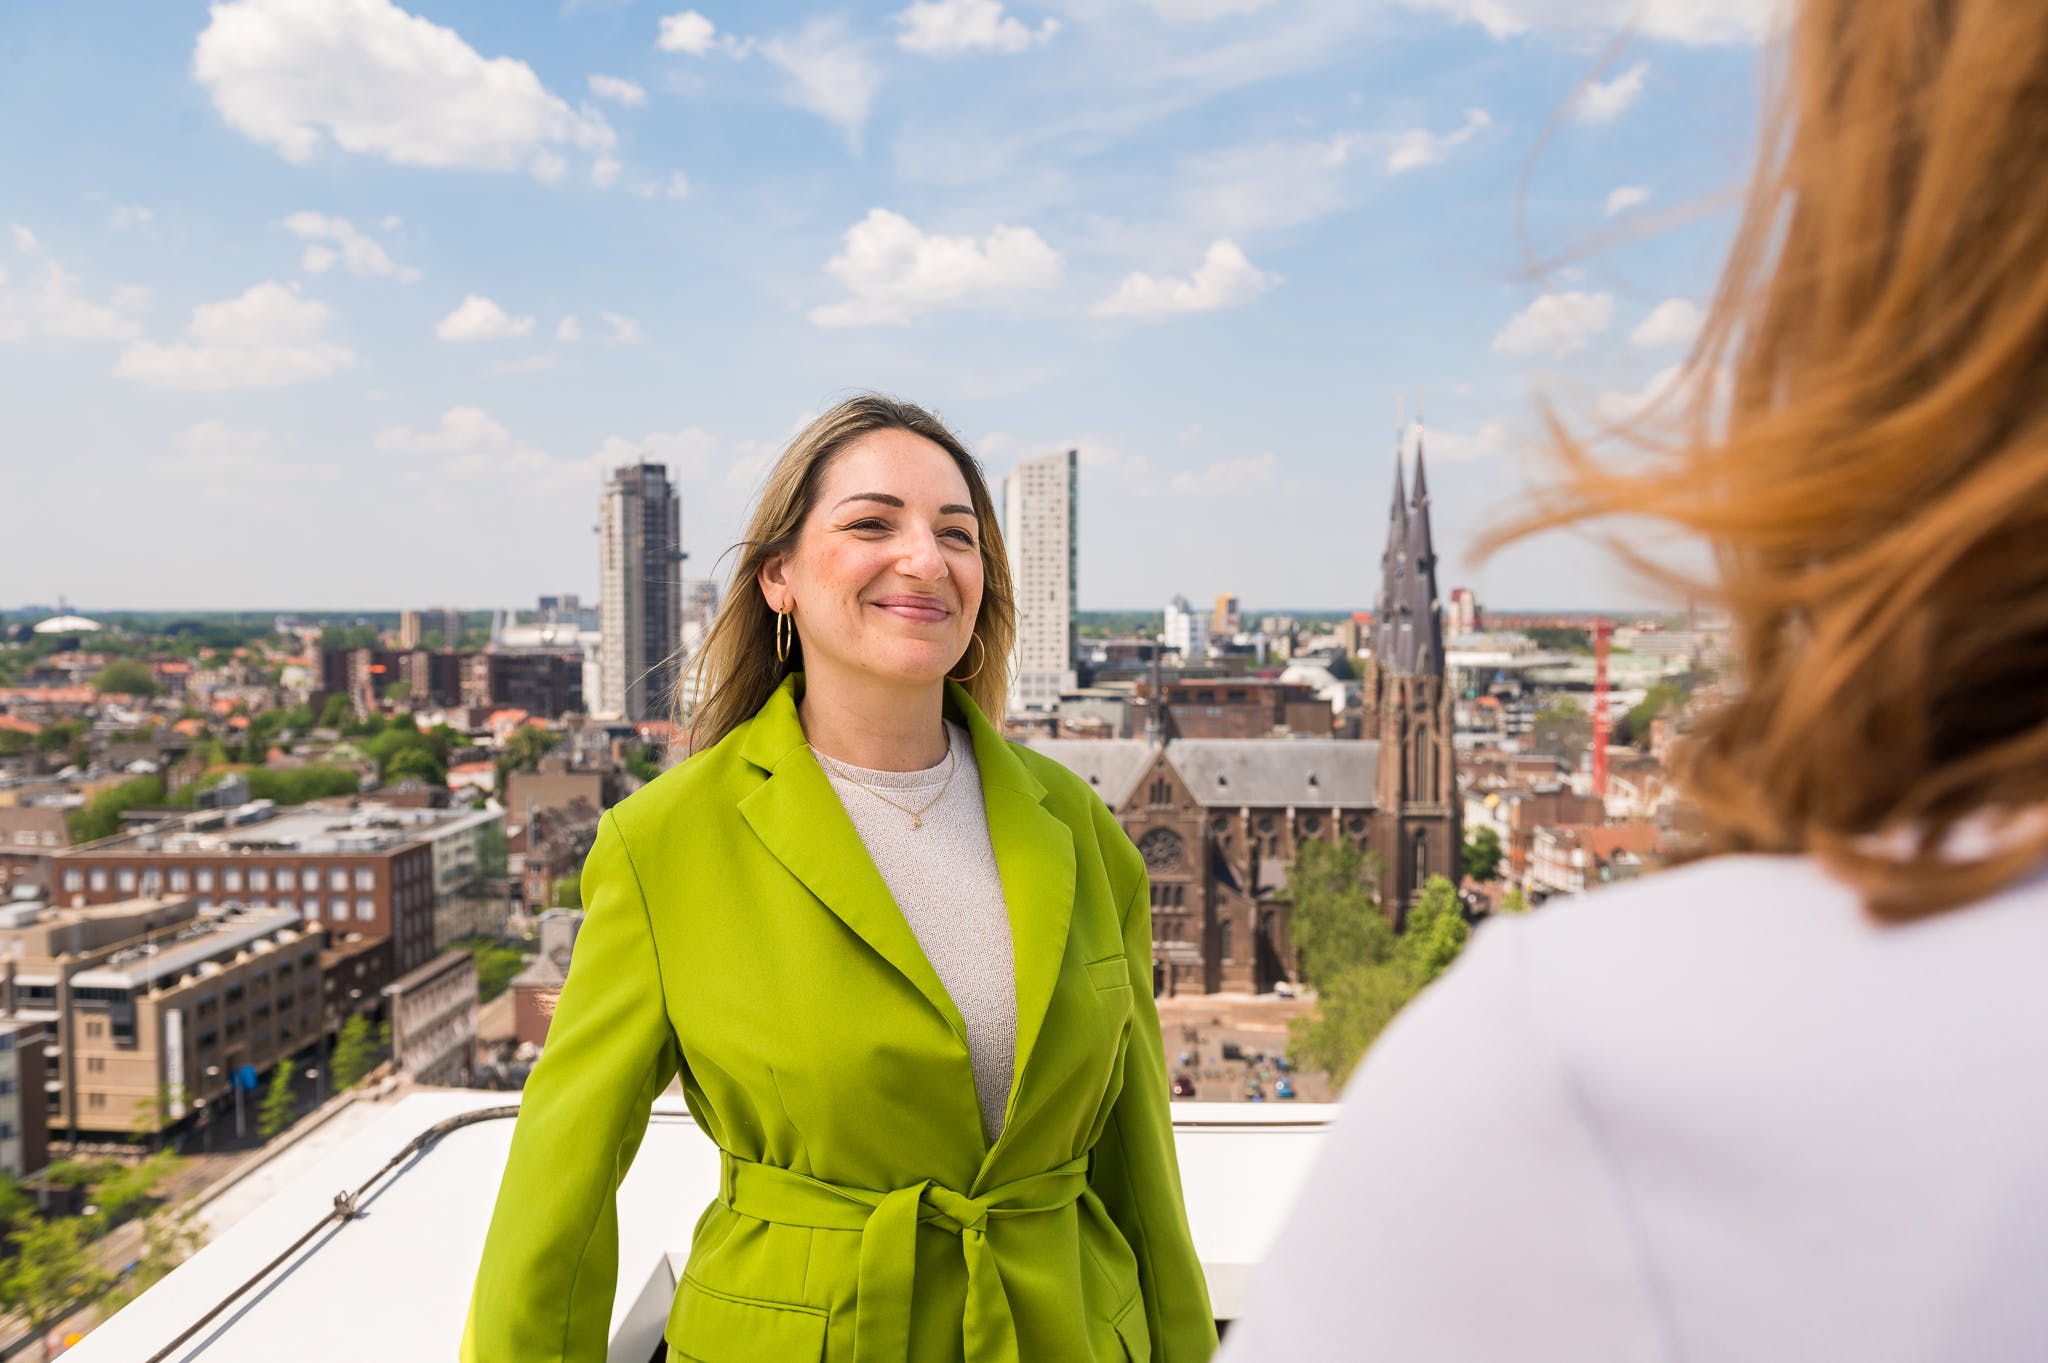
[945,528,976,545]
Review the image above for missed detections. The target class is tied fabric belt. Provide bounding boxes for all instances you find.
[719,1149,1090,1363]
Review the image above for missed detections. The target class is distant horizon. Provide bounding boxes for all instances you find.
[0,603,1683,621]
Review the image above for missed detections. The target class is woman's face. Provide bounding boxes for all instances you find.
[759,427,986,690]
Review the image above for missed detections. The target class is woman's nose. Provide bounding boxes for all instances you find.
[898,528,948,580]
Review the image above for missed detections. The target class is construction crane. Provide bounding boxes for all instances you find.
[1591,616,1613,798]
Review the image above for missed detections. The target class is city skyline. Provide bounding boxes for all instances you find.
[3,1,1760,612]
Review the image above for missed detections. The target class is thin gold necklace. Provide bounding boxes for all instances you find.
[812,740,957,829]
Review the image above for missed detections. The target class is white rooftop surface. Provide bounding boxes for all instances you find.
[72,1090,1334,1362]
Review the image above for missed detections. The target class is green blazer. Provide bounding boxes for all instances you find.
[461,673,1216,1363]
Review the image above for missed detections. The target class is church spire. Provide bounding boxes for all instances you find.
[1373,411,1446,678]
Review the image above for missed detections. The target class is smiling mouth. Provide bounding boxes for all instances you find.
[872,600,951,622]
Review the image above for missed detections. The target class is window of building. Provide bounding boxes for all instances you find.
[116,868,136,893]
[87,1093,104,1110]
[276,868,295,891]
[250,868,269,891]
[354,866,375,890]
[356,899,375,922]
[88,869,108,892]
[195,869,214,892]
[62,869,82,892]
[331,898,347,920]
[328,868,347,892]
[223,869,242,892]
[225,984,245,1005]
[169,868,189,892]
[304,897,321,916]
[1219,917,1234,962]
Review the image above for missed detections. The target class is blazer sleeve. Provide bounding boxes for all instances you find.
[460,811,681,1363]
[1088,841,1218,1362]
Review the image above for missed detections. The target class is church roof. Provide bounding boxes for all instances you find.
[1019,738,1381,812]
[1163,739,1379,809]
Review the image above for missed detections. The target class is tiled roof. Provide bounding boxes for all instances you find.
[1165,739,1379,809]
[1016,739,1155,808]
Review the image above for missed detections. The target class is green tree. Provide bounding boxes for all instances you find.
[0,729,29,758]
[66,775,166,843]
[1288,874,1472,1086]
[384,680,413,703]
[258,1063,297,1140]
[96,1201,204,1317]
[91,658,156,697]
[0,1216,109,1346]
[551,876,582,909]
[0,1172,33,1231]
[318,693,352,728]
[1621,680,1686,749]
[501,725,564,773]
[1500,887,1531,914]
[419,629,447,650]
[331,1015,375,1091]
[1284,839,1391,989]
[1460,826,1503,882]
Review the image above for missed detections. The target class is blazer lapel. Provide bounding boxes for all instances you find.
[737,675,969,1047]
[946,682,1077,1145]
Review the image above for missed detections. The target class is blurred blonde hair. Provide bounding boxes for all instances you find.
[1480,0,2048,920]
[674,394,1016,755]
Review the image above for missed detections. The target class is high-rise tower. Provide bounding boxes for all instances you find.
[597,462,684,721]
[1002,448,1078,713]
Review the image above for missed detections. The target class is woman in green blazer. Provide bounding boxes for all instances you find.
[461,395,1215,1362]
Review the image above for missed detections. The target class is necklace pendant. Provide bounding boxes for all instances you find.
[911,815,923,829]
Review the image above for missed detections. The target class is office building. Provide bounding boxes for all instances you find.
[598,463,685,722]
[1162,595,1208,662]
[1002,448,1078,713]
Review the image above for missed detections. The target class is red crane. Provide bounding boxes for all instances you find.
[1591,616,1613,798]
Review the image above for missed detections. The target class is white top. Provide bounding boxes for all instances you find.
[1219,853,2048,1363]
[814,718,1017,1142]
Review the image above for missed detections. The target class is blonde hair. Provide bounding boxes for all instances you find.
[676,394,1016,755]
[1481,0,2048,920]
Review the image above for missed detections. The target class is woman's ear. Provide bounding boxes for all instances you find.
[757,552,790,614]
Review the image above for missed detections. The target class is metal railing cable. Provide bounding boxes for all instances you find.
[141,1105,523,1363]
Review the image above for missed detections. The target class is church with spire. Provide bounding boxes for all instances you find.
[1361,430,1462,915]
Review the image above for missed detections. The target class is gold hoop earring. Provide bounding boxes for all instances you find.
[775,609,794,664]
[949,632,986,682]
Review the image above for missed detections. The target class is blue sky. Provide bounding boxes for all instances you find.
[1,0,1769,614]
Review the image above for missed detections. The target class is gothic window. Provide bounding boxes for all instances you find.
[1412,829,1429,886]
[1137,828,1185,872]
[1301,814,1322,835]
[1412,725,1430,803]
[1218,917,1234,963]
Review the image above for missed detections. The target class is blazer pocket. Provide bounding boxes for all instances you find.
[1111,1292,1153,1363]
[666,1274,827,1363]
[1086,954,1132,992]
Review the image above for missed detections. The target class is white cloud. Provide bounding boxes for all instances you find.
[1151,0,1278,18]
[1577,60,1649,123]
[436,294,536,342]
[107,204,156,232]
[193,0,616,177]
[1418,419,1510,463]
[1387,108,1491,173]
[600,310,643,344]
[591,155,622,188]
[809,208,1063,327]
[1597,363,1686,424]
[894,0,1059,54]
[1605,184,1651,216]
[587,74,647,106]
[655,9,737,54]
[1630,297,1701,349]
[12,226,38,254]
[627,170,690,199]
[1094,240,1277,318]
[116,281,355,391]
[1397,0,1776,45]
[283,211,419,281]
[375,405,600,487]
[596,426,722,482]
[555,315,584,342]
[1491,290,1613,358]
[1169,450,1309,496]
[1173,132,1363,241]
[0,256,146,344]
[761,20,881,148]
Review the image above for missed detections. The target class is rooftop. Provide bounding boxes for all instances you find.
[79,801,498,858]
[70,1091,1333,1361]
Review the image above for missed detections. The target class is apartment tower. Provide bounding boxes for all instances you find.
[1002,449,1079,713]
[598,462,684,722]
